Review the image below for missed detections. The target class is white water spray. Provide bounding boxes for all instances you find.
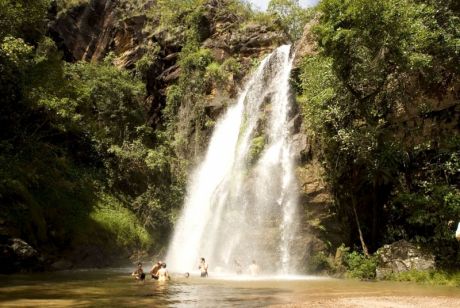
[166,45,299,275]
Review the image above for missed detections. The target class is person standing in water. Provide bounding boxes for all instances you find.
[199,257,208,277]
[150,260,162,280]
[157,263,170,281]
[132,262,146,281]
[248,260,260,276]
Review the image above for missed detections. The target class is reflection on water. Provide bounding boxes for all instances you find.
[0,269,459,307]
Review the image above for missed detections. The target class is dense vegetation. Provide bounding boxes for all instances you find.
[297,0,459,269]
[1,0,458,278]
[0,0,184,267]
[0,0,289,269]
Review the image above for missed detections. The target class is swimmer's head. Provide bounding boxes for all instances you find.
[162,263,167,268]
[185,272,190,278]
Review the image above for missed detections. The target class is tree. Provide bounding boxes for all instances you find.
[298,0,459,261]
[268,0,313,41]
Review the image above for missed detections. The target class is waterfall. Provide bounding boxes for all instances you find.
[166,45,299,275]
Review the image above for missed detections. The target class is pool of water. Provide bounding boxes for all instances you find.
[1,269,459,307]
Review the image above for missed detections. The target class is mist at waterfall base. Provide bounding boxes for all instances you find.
[166,45,301,277]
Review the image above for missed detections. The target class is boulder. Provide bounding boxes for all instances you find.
[10,238,38,260]
[375,240,435,279]
[0,238,43,273]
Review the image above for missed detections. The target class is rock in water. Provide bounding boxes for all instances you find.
[375,240,435,279]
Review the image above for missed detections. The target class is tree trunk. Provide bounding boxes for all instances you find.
[371,183,378,251]
[352,195,369,257]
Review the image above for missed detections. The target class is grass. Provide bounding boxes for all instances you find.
[89,193,152,250]
[386,270,460,287]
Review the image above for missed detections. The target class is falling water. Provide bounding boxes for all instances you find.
[166,45,299,275]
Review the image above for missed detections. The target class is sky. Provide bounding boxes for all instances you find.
[247,0,320,11]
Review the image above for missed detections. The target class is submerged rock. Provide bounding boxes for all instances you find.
[51,259,74,271]
[375,240,435,279]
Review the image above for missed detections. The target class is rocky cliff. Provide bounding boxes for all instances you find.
[49,0,287,129]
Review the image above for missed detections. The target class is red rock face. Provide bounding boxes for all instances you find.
[49,0,147,66]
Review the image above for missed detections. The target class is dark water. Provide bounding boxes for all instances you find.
[0,269,459,307]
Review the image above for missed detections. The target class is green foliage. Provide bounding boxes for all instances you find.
[245,11,282,30]
[248,135,266,164]
[386,270,460,287]
[162,46,214,157]
[297,0,460,265]
[179,47,213,80]
[221,57,243,78]
[205,57,243,88]
[342,248,377,280]
[148,0,207,45]
[0,0,187,262]
[316,0,459,95]
[0,0,50,42]
[135,42,161,79]
[297,55,336,137]
[268,0,314,40]
[63,58,146,145]
[0,36,33,66]
[205,62,226,85]
[55,0,88,15]
[306,251,333,273]
[385,137,460,266]
[90,194,152,249]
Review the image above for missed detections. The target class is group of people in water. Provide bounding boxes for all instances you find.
[132,257,209,282]
[132,257,260,281]
[131,222,460,282]
[131,260,171,282]
[234,259,260,276]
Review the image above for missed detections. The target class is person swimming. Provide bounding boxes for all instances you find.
[132,262,146,281]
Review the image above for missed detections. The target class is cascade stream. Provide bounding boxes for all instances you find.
[166,45,299,275]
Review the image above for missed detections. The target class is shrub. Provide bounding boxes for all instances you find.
[343,250,377,280]
[90,194,152,249]
[307,251,333,273]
